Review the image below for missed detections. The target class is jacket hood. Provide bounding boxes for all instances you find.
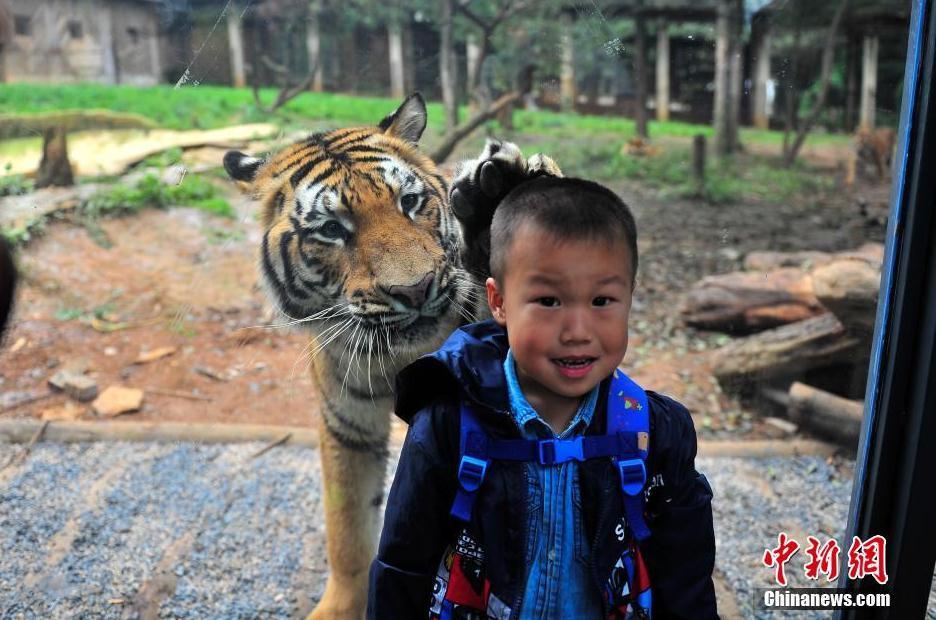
[394,320,511,423]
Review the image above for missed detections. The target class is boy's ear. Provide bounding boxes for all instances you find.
[486,277,507,326]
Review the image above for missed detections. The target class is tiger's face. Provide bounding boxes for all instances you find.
[224,95,473,360]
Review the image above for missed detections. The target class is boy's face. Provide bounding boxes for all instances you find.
[486,221,633,405]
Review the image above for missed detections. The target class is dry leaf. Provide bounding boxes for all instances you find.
[9,337,27,353]
[134,346,177,364]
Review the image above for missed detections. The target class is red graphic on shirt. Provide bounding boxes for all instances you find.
[762,532,800,586]
[803,536,840,582]
[847,535,888,585]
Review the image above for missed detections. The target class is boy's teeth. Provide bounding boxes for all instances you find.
[557,358,591,367]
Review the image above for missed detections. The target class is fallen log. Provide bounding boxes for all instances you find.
[811,258,881,335]
[711,313,864,388]
[684,244,885,334]
[787,381,863,447]
[681,268,826,333]
[744,243,883,272]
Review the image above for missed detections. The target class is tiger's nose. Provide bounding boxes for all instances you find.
[387,272,434,309]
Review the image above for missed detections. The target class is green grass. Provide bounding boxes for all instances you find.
[81,173,233,219]
[1,173,233,246]
[1,83,851,149]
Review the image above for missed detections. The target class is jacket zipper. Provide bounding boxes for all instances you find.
[590,464,616,618]
[509,461,528,620]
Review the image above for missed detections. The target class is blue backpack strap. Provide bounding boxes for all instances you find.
[607,369,651,541]
[450,402,489,522]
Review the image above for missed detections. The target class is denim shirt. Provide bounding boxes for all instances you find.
[503,350,604,619]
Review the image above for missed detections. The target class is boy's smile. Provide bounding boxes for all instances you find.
[487,221,633,430]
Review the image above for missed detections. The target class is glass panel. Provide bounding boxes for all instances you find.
[0,0,918,617]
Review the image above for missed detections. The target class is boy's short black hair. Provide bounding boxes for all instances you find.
[489,176,638,285]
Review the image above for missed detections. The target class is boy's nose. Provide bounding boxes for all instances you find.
[559,309,591,343]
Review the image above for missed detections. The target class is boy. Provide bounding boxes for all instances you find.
[369,176,717,619]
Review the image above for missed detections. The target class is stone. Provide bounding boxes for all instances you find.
[92,386,144,418]
[48,370,99,402]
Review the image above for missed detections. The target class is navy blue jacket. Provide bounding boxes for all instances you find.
[368,320,717,619]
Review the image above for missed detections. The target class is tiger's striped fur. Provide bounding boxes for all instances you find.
[224,94,485,620]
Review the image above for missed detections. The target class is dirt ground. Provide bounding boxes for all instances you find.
[0,142,891,440]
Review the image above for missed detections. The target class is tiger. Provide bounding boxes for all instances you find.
[845,127,897,186]
[223,93,561,620]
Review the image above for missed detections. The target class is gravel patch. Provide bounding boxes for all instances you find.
[0,441,919,619]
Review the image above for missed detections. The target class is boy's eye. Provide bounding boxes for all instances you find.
[536,297,560,307]
[593,296,613,307]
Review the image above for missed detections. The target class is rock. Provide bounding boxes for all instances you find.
[134,346,177,364]
[48,370,99,402]
[40,402,85,421]
[92,386,144,418]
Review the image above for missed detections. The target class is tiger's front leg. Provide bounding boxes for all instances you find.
[307,358,391,620]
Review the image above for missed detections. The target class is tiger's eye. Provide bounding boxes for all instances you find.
[401,193,419,212]
[319,220,347,240]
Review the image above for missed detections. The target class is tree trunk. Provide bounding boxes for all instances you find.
[633,11,649,139]
[782,0,848,166]
[712,0,741,154]
[811,258,882,335]
[466,33,481,110]
[844,35,858,131]
[859,34,879,131]
[751,22,771,129]
[439,0,459,132]
[36,127,75,188]
[306,0,323,92]
[226,2,246,88]
[560,12,576,112]
[388,21,406,99]
[655,22,670,122]
[99,1,118,85]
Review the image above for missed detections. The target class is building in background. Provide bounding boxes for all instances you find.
[0,0,164,85]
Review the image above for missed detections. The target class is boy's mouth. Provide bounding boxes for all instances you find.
[552,356,597,378]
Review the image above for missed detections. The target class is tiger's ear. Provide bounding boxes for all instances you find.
[223,150,264,182]
[378,93,427,144]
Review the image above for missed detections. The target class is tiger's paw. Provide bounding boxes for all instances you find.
[449,140,562,277]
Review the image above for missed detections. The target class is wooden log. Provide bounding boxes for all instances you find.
[811,258,881,335]
[0,419,318,447]
[682,268,826,333]
[743,243,883,272]
[788,381,863,447]
[711,313,863,387]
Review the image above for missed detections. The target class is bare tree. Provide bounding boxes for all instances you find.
[250,0,322,113]
[431,64,534,163]
[782,0,848,166]
[456,0,533,111]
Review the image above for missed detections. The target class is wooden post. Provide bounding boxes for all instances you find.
[859,35,878,131]
[306,0,324,92]
[751,24,771,129]
[560,13,576,112]
[693,134,706,190]
[844,35,858,131]
[655,22,670,122]
[388,21,405,99]
[466,33,481,115]
[226,2,246,88]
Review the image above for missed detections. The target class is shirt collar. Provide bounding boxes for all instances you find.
[503,348,599,439]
